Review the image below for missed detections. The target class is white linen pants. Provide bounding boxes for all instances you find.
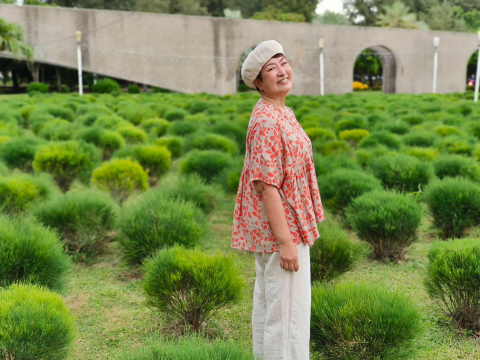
[252,243,311,360]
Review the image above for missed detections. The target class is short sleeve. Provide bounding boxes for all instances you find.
[247,119,285,188]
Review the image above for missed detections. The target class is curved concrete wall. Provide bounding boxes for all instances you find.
[0,4,477,95]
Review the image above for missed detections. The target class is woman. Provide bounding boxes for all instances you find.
[232,40,325,360]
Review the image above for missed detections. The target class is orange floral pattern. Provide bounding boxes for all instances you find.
[232,99,325,253]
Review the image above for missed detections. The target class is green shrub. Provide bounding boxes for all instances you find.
[33,189,118,262]
[114,145,171,184]
[433,125,459,137]
[140,118,171,137]
[62,85,71,93]
[0,284,75,359]
[91,158,148,204]
[0,136,42,172]
[191,133,239,155]
[403,130,437,147]
[33,141,100,192]
[432,154,480,182]
[315,139,353,156]
[335,115,368,133]
[425,238,480,331]
[374,119,410,135]
[156,173,218,213]
[27,82,49,94]
[117,105,157,126]
[117,193,207,264]
[164,109,187,121]
[127,84,141,94]
[167,120,197,136]
[318,169,382,217]
[359,131,402,150]
[369,154,433,193]
[76,127,125,160]
[338,129,370,146]
[180,150,234,183]
[355,145,393,168]
[423,178,480,238]
[436,135,475,155]
[311,282,423,360]
[313,154,361,177]
[116,126,147,144]
[0,216,69,291]
[143,245,244,331]
[311,221,371,282]
[211,121,247,149]
[155,136,184,158]
[346,190,423,262]
[92,78,120,94]
[38,119,78,141]
[93,114,130,130]
[305,127,336,142]
[404,147,439,162]
[0,174,56,214]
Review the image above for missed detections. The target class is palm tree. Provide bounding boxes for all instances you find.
[376,1,419,29]
[0,18,33,59]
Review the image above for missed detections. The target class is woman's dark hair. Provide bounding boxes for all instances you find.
[255,53,286,93]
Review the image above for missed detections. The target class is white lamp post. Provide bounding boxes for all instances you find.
[474,30,480,102]
[432,36,440,94]
[76,30,83,96]
[319,38,324,96]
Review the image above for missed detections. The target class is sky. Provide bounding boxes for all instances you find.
[316,0,345,15]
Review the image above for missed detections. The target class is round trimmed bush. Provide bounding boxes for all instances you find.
[315,139,353,156]
[143,245,244,331]
[114,145,171,184]
[425,238,480,331]
[116,126,147,144]
[404,147,439,162]
[335,115,368,133]
[118,192,207,265]
[92,78,120,94]
[311,282,423,360]
[211,121,247,150]
[155,136,184,158]
[0,284,75,359]
[33,189,118,262]
[436,135,475,155]
[355,145,393,168]
[432,154,480,182]
[76,127,125,160]
[117,105,157,126]
[27,82,49,94]
[0,174,56,214]
[180,150,234,183]
[369,154,433,193]
[338,129,370,146]
[358,131,402,150]
[433,125,459,137]
[305,127,336,142]
[0,216,69,291]
[140,118,171,137]
[0,136,42,172]
[127,84,141,94]
[403,130,437,147]
[120,334,252,360]
[423,178,480,238]
[191,133,239,155]
[313,154,361,177]
[311,221,371,282]
[93,114,130,130]
[346,190,423,262]
[156,173,218,214]
[91,158,149,204]
[33,141,100,192]
[318,169,382,217]
[373,119,410,135]
[164,109,187,121]
[38,119,78,141]
[167,120,197,136]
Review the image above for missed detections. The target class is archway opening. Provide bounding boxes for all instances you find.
[466,51,478,91]
[353,46,396,94]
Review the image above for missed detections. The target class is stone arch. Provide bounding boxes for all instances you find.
[465,49,478,90]
[353,45,397,94]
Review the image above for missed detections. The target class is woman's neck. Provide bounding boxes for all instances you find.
[260,94,287,112]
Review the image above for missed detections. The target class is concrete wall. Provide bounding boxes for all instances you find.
[0,4,477,95]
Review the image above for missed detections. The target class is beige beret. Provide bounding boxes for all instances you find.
[241,40,284,90]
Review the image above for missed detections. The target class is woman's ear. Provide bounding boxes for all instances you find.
[253,78,262,91]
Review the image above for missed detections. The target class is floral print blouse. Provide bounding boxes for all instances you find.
[231,98,325,253]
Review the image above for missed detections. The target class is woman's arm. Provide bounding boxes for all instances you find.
[253,180,299,272]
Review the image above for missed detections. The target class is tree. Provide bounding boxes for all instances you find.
[133,0,209,15]
[251,5,306,22]
[46,0,135,10]
[0,18,33,60]
[260,0,317,22]
[420,3,466,31]
[376,1,419,29]
[464,10,480,32]
[343,0,396,26]
[312,11,352,25]
[223,0,261,18]
[354,49,382,87]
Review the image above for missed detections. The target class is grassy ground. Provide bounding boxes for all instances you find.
[63,194,480,359]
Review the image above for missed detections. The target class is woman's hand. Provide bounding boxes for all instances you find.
[279,241,299,272]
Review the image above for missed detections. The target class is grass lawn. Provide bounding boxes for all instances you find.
[64,195,480,359]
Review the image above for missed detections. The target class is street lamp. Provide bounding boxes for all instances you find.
[76,30,83,95]
[432,36,440,94]
[319,38,324,96]
[474,30,480,102]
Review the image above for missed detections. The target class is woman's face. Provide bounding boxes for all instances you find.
[254,55,293,97]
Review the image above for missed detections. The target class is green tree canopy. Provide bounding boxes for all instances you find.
[376,1,419,29]
[0,18,33,59]
[313,10,352,25]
